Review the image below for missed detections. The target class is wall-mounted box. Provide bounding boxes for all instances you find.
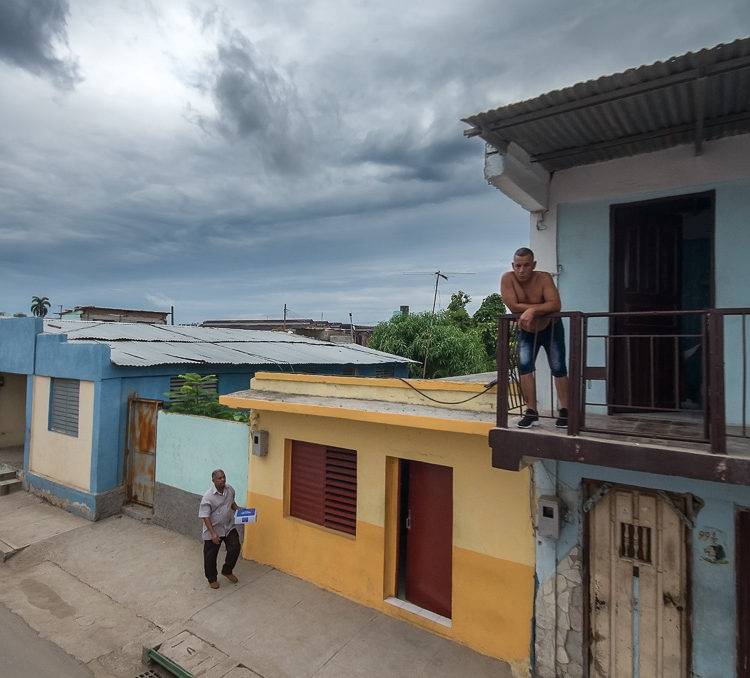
[252,430,268,456]
[537,495,562,539]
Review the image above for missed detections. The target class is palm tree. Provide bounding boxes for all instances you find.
[30,296,51,318]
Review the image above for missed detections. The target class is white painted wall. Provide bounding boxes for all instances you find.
[29,376,93,491]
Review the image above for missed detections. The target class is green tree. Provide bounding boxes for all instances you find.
[164,373,248,422]
[368,311,486,379]
[30,296,51,317]
[445,290,473,331]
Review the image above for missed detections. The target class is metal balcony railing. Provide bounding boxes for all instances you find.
[495,308,750,455]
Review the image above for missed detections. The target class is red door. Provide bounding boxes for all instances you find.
[404,461,453,618]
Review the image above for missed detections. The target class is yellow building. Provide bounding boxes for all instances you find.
[222,373,534,673]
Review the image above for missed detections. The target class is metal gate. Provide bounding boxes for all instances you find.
[125,395,162,507]
[588,485,689,677]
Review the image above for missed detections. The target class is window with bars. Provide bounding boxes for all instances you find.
[168,375,218,402]
[49,378,79,437]
[289,441,357,535]
[375,366,394,378]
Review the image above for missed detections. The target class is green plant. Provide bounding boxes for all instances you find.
[30,296,51,317]
[164,373,249,422]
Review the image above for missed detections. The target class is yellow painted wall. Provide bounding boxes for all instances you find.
[241,409,534,665]
[0,372,26,447]
[29,376,94,491]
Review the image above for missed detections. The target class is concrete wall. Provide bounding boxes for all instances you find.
[0,372,26,447]
[154,411,250,537]
[29,376,94,491]
[535,460,750,678]
[242,407,534,670]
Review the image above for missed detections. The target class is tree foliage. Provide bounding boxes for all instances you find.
[369,291,509,379]
[164,373,248,422]
[30,296,51,317]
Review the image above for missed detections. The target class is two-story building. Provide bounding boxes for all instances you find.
[464,37,750,678]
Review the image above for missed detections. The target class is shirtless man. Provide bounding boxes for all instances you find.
[500,247,569,428]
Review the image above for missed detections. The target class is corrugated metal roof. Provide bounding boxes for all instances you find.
[463,37,750,171]
[42,320,412,367]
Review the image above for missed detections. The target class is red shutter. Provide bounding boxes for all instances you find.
[290,441,357,535]
[290,441,325,526]
[325,448,357,535]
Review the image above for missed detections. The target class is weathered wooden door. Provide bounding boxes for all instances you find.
[588,485,688,677]
[125,396,161,507]
[402,460,453,618]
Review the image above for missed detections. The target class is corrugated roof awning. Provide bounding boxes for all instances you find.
[463,37,750,172]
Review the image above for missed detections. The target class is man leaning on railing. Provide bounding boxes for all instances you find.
[500,247,570,429]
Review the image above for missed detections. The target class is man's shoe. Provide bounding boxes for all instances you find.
[209,580,219,589]
[517,409,539,429]
[223,573,238,583]
[555,408,568,428]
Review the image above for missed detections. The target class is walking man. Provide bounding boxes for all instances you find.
[500,247,569,428]
[199,469,241,589]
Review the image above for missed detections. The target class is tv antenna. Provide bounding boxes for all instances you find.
[403,270,475,377]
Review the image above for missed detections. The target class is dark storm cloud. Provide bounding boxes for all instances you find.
[351,129,476,183]
[192,27,308,174]
[0,0,80,90]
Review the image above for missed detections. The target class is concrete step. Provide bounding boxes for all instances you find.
[0,477,22,496]
[0,468,17,482]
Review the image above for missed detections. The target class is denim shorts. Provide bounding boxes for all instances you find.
[518,319,568,377]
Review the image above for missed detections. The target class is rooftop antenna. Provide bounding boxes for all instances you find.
[404,270,475,378]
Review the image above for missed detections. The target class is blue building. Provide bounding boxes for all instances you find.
[0,318,410,520]
[464,37,750,678]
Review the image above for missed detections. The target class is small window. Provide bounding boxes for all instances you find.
[168,375,218,402]
[620,522,652,563]
[341,367,356,376]
[49,378,79,437]
[290,441,357,535]
[375,366,394,378]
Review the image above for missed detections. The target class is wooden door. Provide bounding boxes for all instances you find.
[738,510,750,677]
[403,461,453,618]
[611,210,682,410]
[588,485,688,677]
[125,396,161,507]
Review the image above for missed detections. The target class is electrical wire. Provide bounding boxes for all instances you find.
[397,377,496,404]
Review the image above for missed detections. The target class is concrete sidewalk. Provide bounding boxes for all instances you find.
[0,491,516,678]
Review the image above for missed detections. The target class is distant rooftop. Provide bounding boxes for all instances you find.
[42,320,413,368]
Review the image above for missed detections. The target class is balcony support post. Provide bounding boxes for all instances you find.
[708,311,727,454]
[568,312,582,436]
[497,316,511,428]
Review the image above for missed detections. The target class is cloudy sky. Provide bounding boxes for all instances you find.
[1,1,748,325]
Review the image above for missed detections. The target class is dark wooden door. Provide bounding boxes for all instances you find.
[611,211,682,409]
[738,510,750,678]
[404,461,453,618]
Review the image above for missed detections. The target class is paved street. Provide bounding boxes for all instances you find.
[0,490,517,678]
[0,603,93,678]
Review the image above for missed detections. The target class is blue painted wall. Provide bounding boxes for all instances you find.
[550,461,750,678]
[155,411,250,503]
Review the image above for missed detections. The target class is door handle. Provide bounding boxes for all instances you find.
[406,509,411,530]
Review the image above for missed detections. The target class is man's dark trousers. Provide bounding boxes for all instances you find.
[203,528,240,582]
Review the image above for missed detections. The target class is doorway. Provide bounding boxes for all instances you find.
[125,395,162,507]
[737,509,750,677]
[610,192,713,411]
[586,483,690,677]
[396,460,453,618]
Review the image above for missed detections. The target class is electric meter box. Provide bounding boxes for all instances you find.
[251,430,269,456]
[537,495,562,539]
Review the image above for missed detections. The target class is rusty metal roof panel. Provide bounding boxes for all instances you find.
[42,320,411,367]
[463,37,750,171]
